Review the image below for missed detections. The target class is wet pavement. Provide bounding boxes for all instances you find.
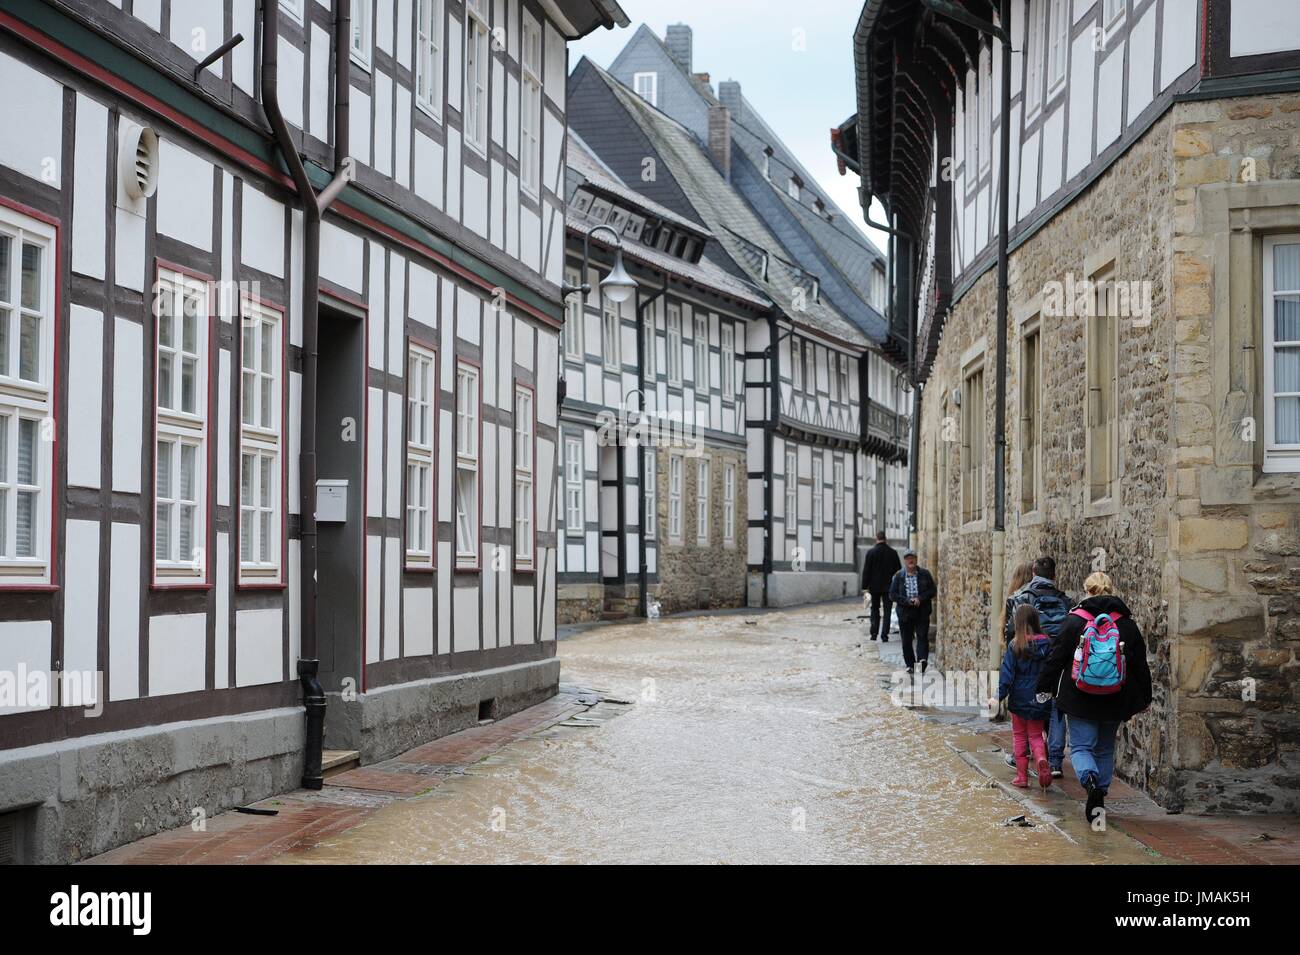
[279,601,1167,864]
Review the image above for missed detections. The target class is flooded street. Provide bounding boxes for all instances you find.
[284,603,1162,864]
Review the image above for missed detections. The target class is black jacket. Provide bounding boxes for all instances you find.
[1036,595,1153,723]
[888,567,936,620]
[862,541,902,594]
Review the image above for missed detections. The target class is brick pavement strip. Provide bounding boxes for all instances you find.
[84,691,595,865]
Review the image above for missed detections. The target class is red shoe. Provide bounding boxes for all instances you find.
[1012,756,1030,787]
[1037,756,1052,788]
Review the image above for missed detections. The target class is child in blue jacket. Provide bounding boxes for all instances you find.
[994,604,1054,789]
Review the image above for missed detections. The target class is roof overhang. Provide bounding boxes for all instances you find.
[544,0,629,39]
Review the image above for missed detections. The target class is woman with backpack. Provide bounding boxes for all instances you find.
[993,604,1055,789]
[1035,571,1153,824]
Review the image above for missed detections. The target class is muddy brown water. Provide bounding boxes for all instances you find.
[281,604,1161,864]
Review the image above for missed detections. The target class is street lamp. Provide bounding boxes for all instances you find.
[562,223,638,304]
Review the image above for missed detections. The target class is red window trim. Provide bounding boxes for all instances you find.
[150,258,216,592]
[513,379,537,574]
[403,334,439,573]
[0,195,62,592]
[235,293,289,590]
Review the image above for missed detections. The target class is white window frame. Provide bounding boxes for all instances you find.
[1047,0,1069,96]
[602,292,621,372]
[1103,0,1126,34]
[154,267,210,583]
[643,298,658,381]
[787,178,800,201]
[415,0,445,120]
[520,14,542,198]
[564,434,584,535]
[720,323,735,399]
[838,353,851,403]
[1025,0,1046,120]
[564,268,584,361]
[455,360,480,567]
[405,342,437,568]
[1086,266,1119,505]
[979,46,992,175]
[0,206,55,585]
[668,454,683,543]
[784,448,797,535]
[464,0,490,156]
[633,71,658,107]
[694,313,709,391]
[791,338,803,390]
[514,384,535,568]
[811,456,824,537]
[239,298,283,582]
[644,449,657,540]
[695,458,710,544]
[666,303,683,386]
[723,461,735,545]
[1264,234,1300,471]
[281,0,305,25]
[964,74,978,184]
[351,0,372,69]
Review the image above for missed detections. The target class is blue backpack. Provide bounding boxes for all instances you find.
[1070,609,1127,695]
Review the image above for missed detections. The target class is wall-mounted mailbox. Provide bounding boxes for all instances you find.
[316,479,348,523]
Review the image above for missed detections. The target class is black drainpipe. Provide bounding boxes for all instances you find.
[260,0,351,790]
[763,309,781,606]
[634,274,667,617]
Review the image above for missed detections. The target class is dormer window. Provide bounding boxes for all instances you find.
[762,148,773,180]
[787,178,800,201]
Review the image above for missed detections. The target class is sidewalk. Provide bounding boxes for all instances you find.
[85,685,619,865]
[871,640,1300,864]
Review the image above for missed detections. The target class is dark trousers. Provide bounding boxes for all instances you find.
[868,592,892,641]
[899,610,930,669]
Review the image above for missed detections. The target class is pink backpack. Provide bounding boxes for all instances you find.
[1070,609,1126,695]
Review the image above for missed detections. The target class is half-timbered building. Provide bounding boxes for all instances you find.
[0,0,626,863]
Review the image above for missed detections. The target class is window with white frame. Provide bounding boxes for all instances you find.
[521,14,542,197]
[642,301,658,380]
[696,458,710,544]
[720,324,735,399]
[668,454,683,542]
[564,434,583,534]
[155,269,209,579]
[464,0,489,154]
[564,268,584,361]
[633,71,657,107]
[1087,266,1118,503]
[415,0,445,118]
[787,178,800,202]
[406,343,436,567]
[666,303,682,385]
[805,342,816,393]
[961,360,986,523]
[1103,0,1125,31]
[830,350,840,402]
[693,313,709,390]
[838,353,851,403]
[833,459,845,538]
[602,292,621,371]
[0,207,54,583]
[1265,236,1300,471]
[979,46,991,174]
[644,450,656,540]
[1047,0,1068,95]
[785,448,797,533]
[723,462,735,544]
[351,0,372,68]
[1025,0,1046,118]
[964,74,977,180]
[811,456,824,536]
[791,338,803,390]
[455,361,480,565]
[281,0,304,25]
[514,385,534,568]
[240,299,282,579]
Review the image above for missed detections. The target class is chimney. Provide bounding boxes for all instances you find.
[665,23,692,73]
[708,104,732,182]
[718,80,742,112]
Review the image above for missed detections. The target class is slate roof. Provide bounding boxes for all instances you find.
[574,60,868,348]
[565,130,771,310]
[606,25,892,348]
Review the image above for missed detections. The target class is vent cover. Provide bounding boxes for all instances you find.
[120,123,159,201]
[0,813,16,865]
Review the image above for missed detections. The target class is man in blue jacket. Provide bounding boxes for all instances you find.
[888,550,936,674]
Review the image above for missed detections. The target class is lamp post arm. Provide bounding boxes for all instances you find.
[562,224,624,299]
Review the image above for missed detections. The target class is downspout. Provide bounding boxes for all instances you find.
[763,309,781,606]
[261,0,352,791]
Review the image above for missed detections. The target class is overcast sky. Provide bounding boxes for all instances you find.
[571,0,891,256]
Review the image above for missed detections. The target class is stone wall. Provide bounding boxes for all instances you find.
[652,443,749,615]
[1164,93,1300,812]
[917,108,1177,801]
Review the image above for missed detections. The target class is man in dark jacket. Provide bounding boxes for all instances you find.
[1036,591,1152,825]
[861,531,901,642]
[1004,556,1072,775]
[888,550,936,674]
